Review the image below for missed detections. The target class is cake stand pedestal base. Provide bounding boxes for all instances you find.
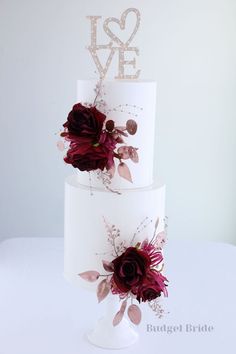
[87,295,138,349]
[87,316,138,349]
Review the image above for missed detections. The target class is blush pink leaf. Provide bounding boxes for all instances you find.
[78,271,100,282]
[97,279,110,303]
[129,147,139,163]
[117,146,130,160]
[102,260,114,272]
[126,119,138,135]
[113,299,127,326]
[118,162,133,183]
[127,304,142,325]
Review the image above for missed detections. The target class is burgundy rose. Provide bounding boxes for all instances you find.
[136,280,161,303]
[111,247,151,293]
[136,270,168,303]
[63,103,106,142]
[64,139,114,172]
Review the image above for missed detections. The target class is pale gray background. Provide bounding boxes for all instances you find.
[0,0,235,244]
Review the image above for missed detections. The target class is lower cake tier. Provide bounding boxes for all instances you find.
[64,175,166,290]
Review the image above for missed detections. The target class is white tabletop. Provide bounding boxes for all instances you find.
[0,237,235,354]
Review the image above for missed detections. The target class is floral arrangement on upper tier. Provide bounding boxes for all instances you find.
[79,217,168,326]
[59,81,139,191]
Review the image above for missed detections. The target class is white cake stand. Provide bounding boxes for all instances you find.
[87,295,138,349]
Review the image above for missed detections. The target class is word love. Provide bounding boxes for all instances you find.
[87,8,141,80]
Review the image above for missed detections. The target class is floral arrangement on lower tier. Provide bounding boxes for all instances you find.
[79,217,168,326]
[58,80,139,192]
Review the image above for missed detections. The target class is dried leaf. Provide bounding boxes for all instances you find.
[126,119,137,135]
[102,260,114,272]
[128,304,142,325]
[129,147,139,163]
[120,299,128,313]
[97,279,110,303]
[118,162,133,183]
[78,271,100,282]
[113,300,127,326]
[113,312,123,327]
[117,146,130,159]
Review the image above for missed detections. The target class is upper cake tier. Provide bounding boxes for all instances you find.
[76,80,157,190]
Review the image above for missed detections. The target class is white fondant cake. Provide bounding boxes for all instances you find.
[76,80,156,189]
[64,175,165,291]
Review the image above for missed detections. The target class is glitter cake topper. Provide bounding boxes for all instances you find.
[87,8,141,80]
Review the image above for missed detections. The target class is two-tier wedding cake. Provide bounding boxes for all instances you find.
[62,76,168,311]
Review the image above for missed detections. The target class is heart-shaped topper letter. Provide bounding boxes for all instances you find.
[103,8,141,47]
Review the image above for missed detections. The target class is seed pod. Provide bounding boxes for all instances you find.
[106,120,115,132]
[126,119,137,135]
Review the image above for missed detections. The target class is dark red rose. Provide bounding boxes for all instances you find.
[111,247,151,293]
[64,139,115,172]
[63,103,106,142]
[135,270,168,303]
